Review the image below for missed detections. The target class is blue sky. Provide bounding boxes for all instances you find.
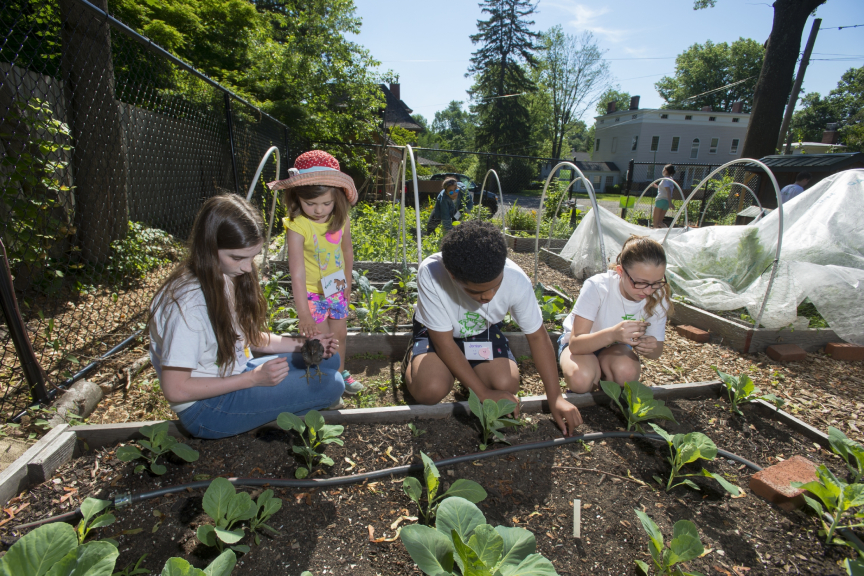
[348,0,864,124]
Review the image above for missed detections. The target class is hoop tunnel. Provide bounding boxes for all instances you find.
[245,146,281,270]
[479,169,506,231]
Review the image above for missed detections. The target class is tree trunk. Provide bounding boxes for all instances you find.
[60,0,129,263]
[740,0,825,179]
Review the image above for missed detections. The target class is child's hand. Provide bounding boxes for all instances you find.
[616,321,648,345]
[249,357,289,387]
[312,333,339,358]
[633,335,659,356]
[298,315,320,338]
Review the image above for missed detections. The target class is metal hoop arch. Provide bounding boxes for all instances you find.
[479,169,506,231]
[245,146,281,270]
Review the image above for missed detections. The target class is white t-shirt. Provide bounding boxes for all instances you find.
[149,276,250,413]
[561,271,667,344]
[415,254,543,338]
[656,178,675,201]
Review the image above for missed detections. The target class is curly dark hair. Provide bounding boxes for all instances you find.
[441,220,507,283]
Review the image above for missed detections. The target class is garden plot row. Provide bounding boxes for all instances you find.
[2,379,860,576]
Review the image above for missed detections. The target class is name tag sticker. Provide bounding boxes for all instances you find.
[464,341,493,361]
[321,269,347,298]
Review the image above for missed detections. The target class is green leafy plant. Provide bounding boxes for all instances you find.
[196,478,256,553]
[828,426,864,483]
[260,271,296,331]
[76,497,116,544]
[403,452,487,524]
[601,381,678,433]
[467,389,521,450]
[107,221,178,281]
[792,464,864,544]
[0,522,119,576]
[392,265,418,301]
[534,285,568,328]
[712,367,784,415]
[112,554,149,576]
[649,424,741,496]
[249,489,283,545]
[504,200,537,232]
[350,270,406,332]
[115,421,199,475]
[400,496,559,575]
[277,410,344,478]
[160,550,236,576]
[634,510,705,576]
[408,422,426,437]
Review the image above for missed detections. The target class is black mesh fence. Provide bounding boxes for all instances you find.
[0,0,298,421]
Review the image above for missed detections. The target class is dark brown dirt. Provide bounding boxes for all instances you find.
[2,398,855,575]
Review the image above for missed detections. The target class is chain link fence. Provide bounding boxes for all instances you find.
[0,0,299,421]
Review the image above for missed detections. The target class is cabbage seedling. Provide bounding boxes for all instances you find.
[249,489,283,545]
[634,510,705,576]
[712,366,784,415]
[403,451,487,524]
[468,389,521,450]
[76,497,115,544]
[0,522,119,576]
[115,421,199,475]
[828,426,864,483]
[277,409,344,478]
[196,477,257,553]
[649,424,741,496]
[792,464,864,544]
[601,380,677,433]
[400,496,560,575]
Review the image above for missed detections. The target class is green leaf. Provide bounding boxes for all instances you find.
[87,513,116,531]
[160,557,205,576]
[466,524,503,569]
[196,525,217,548]
[295,467,309,479]
[214,528,244,545]
[203,478,235,523]
[436,497,486,544]
[227,493,256,524]
[496,398,517,418]
[202,550,236,576]
[169,443,200,463]
[497,553,559,576]
[133,465,145,474]
[635,510,664,561]
[45,541,119,576]
[674,433,717,464]
[422,452,441,502]
[649,422,673,444]
[141,422,169,441]
[700,470,741,496]
[468,390,483,419]
[229,545,249,554]
[80,499,111,523]
[0,523,78,576]
[442,479,487,504]
[304,410,325,434]
[400,524,455,575]
[114,446,143,462]
[403,477,423,504]
[844,558,864,576]
[483,399,498,429]
[669,520,704,563]
[494,526,536,572]
[150,462,167,476]
[276,412,304,433]
[635,559,650,576]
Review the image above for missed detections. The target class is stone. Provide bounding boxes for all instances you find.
[749,455,818,511]
[675,325,710,343]
[765,344,807,363]
[825,343,864,362]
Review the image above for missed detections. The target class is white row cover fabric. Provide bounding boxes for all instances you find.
[559,169,864,344]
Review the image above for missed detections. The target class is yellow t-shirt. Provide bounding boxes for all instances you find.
[284,216,346,293]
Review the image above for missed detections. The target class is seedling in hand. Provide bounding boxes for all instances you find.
[467,389,521,450]
[196,477,257,553]
[649,423,741,496]
[792,464,864,544]
[249,489,283,545]
[301,338,325,384]
[712,366,784,415]
[601,380,677,433]
[828,426,864,483]
[403,452,487,524]
[115,421,199,475]
[634,510,705,576]
[277,409,344,478]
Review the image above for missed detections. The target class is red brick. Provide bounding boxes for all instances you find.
[766,344,807,362]
[749,455,817,511]
[826,343,864,362]
[675,325,710,343]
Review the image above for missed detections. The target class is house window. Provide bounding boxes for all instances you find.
[593,174,601,187]
[709,138,719,154]
[600,119,605,124]
[671,137,680,152]
[660,114,669,119]
[615,117,620,122]
[650,136,660,152]
[709,117,716,122]
[611,137,618,153]
[595,139,600,152]
[631,136,639,151]
[632,114,637,119]
[732,118,740,123]
[685,115,693,120]
[690,138,700,159]
[730,138,740,153]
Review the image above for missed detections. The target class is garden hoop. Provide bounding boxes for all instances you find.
[633,177,689,228]
[398,144,423,267]
[662,158,783,338]
[245,146,281,271]
[478,169,506,232]
[544,178,579,251]
[697,181,765,228]
[534,162,606,284]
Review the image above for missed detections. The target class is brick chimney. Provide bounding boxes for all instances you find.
[389,83,400,101]
[606,101,617,114]
[701,106,712,112]
[629,95,640,110]
[731,101,743,113]
[822,123,839,144]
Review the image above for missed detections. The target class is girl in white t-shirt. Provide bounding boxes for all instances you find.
[148,195,344,439]
[558,235,673,392]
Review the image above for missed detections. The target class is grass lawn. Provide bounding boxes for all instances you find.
[514,189,624,203]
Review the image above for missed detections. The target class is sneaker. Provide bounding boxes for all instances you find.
[326,397,345,410]
[341,370,365,395]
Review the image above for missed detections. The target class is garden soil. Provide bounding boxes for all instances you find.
[1,399,856,575]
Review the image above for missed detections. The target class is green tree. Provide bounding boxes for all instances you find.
[655,38,764,112]
[790,66,864,152]
[595,87,631,116]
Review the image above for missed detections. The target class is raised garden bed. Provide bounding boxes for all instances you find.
[1,384,855,575]
[505,234,568,253]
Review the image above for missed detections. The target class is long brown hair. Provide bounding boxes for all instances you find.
[613,235,674,318]
[283,185,349,233]
[150,195,268,376]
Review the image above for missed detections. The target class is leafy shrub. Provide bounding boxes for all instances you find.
[403,452,487,524]
[601,381,677,433]
[277,409,344,478]
[634,510,705,576]
[712,367,784,415]
[504,201,537,233]
[400,496,560,575]
[468,389,521,450]
[534,285,569,329]
[107,221,179,280]
[793,464,864,544]
[649,423,741,496]
[350,270,407,332]
[115,421,199,475]
[260,271,296,332]
[350,202,442,262]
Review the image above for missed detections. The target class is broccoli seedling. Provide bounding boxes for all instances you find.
[277,409,344,478]
[76,497,115,544]
[601,380,677,433]
[649,424,741,496]
[828,426,864,483]
[115,421,199,475]
[403,452,487,524]
[408,422,427,437]
[196,478,256,553]
[712,366,784,415]
[249,489,283,545]
[792,464,864,544]
[634,510,705,576]
[467,389,521,450]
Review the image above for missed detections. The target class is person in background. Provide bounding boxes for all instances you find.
[650,164,676,228]
[780,172,812,204]
[426,177,474,234]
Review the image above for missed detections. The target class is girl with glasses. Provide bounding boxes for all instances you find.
[558,235,674,392]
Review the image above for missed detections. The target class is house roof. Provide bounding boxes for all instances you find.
[380,84,423,132]
[743,152,864,172]
[573,160,620,173]
[416,156,443,167]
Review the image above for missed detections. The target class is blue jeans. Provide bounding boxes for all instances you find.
[178,353,344,439]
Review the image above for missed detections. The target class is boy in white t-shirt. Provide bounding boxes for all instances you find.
[404,221,583,436]
[559,235,673,392]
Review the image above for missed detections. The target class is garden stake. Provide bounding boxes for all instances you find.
[573,499,581,538]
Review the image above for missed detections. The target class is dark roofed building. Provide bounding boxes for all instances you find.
[743,152,864,206]
[380,83,423,132]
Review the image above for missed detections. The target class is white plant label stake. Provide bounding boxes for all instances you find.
[573,499,581,538]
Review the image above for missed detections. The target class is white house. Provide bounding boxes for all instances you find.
[591,96,751,189]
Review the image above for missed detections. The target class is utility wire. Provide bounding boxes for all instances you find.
[822,24,864,30]
[681,76,757,101]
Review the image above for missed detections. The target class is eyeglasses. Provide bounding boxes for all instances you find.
[622,267,667,290]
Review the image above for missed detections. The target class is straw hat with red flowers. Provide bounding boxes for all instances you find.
[267,150,358,205]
